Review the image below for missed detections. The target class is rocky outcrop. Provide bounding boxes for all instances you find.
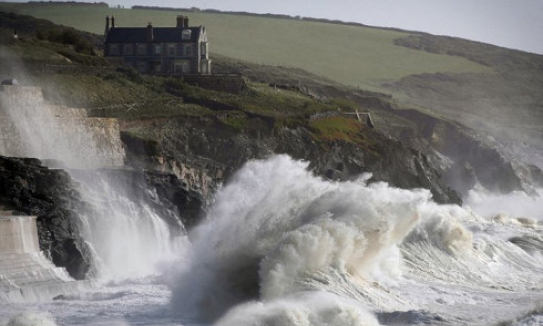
[0,156,92,280]
[386,109,526,195]
[86,168,206,229]
[121,115,461,205]
[0,156,206,279]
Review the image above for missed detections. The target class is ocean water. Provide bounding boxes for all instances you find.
[2,155,542,326]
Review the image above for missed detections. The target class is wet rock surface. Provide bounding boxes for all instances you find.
[0,156,92,279]
[122,115,461,205]
[0,156,206,279]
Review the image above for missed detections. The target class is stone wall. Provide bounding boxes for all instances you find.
[0,85,125,168]
[0,215,39,254]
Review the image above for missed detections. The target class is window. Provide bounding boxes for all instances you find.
[200,42,207,56]
[123,44,133,55]
[174,61,190,74]
[137,44,147,55]
[182,29,192,40]
[153,62,162,73]
[154,44,162,55]
[109,44,120,55]
[183,44,193,56]
[137,61,146,73]
[167,44,176,56]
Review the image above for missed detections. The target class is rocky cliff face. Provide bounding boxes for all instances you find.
[382,108,541,197]
[0,156,205,279]
[0,156,92,279]
[121,115,461,205]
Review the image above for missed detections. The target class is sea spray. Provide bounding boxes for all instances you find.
[170,155,429,321]
[171,155,543,324]
[72,170,188,281]
[0,84,186,282]
[466,188,543,221]
[2,312,57,326]
[214,292,380,326]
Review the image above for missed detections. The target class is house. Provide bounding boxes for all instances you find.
[103,15,211,75]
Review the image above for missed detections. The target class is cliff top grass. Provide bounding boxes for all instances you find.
[0,2,492,93]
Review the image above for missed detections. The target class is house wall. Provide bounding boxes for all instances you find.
[106,41,205,75]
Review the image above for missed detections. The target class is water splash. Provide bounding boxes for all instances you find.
[0,85,185,282]
[171,155,427,321]
[171,155,543,324]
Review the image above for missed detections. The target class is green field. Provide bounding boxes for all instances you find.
[0,4,491,92]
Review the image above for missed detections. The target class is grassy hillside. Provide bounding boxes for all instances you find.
[0,3,491,92]
[1,2,541,166]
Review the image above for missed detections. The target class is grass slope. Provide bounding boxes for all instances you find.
[0,3,490,92]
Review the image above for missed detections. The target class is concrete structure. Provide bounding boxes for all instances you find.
[0,214,39,254]
[0,210,88,303]
[104,15,212,75]
[0,85,125,169]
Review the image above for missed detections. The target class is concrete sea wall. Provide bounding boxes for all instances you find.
[0,85,125,169]
[0,210,88,303]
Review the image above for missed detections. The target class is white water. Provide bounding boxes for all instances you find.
[0,86,186,283]
[1,85,542,325]
[71,170,188,281]
[1,155,542,325]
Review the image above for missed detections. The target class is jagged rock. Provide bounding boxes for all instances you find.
[0,156,207,278]
[0,156,92,279]
[122,116,461,206]
[443,160,479,197]
[90,168,206,229]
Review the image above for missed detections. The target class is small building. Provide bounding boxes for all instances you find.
[103,15,211,75]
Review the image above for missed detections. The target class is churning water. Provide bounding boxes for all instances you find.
[1,155,542,326]
[1,87,542,325]
[0,87,186,282]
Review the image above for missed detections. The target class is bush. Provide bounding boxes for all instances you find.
[37,27,94,54]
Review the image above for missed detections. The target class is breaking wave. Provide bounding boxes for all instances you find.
[170,155,543,324]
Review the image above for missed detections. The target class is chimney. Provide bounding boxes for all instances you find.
[184,17,189,27]
[146,22,154,42]
[111,15,115,28]
[176,15,185,28]
[105,15,110,31]
[104,15,110,42]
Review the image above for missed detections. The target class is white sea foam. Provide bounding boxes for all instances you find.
[466,188,543,221]
[170,155,440,320]
[0,83,187,284]
[214,292,380,326]
[2,313,57,326]
[170,155,543,324]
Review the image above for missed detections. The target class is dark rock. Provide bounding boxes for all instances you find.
[122,115,462,206]
[81,168,206,229]
[443,160,478,197]
[0,156,92,279]
[392,109,525,195]
[0,156,206,278]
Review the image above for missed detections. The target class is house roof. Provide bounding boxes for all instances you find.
[105,26,202,43]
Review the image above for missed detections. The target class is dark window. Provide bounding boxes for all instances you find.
[137,44,147,55]
[174,61,190,74]
[183,44,193,56]
[109,44,120,55]
[153,62,162,73]
[137,61,146,73]
[123,44,134,55]
[167,44,176,56]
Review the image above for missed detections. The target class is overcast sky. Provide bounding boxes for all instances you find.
[12,0,543,54]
